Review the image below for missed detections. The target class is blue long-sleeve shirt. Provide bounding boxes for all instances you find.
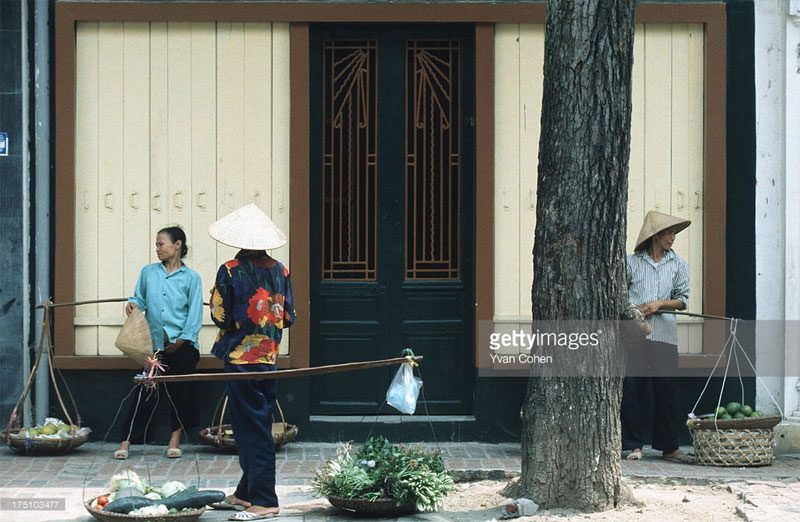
[128,262,204,351]
[627,249,690,346]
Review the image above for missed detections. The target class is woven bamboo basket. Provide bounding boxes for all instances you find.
[84,499,205,522]
[6,431,89,455]
[5,303,89,456]
[199,399,297,451]
[327,495,417,516]
[690,415,781,467]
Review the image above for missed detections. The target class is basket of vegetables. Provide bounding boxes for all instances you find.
[686,402,782,467]
[5,417,91,455]
[312,436,454,516]
[199,398,297,451]
[84,471,225,521]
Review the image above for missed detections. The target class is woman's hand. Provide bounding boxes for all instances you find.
[639,301,662,317]
[164,338,185,354]
[125,302,137,316]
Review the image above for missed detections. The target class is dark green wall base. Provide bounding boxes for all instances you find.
[54,371,752,447]
[53,372,528,444]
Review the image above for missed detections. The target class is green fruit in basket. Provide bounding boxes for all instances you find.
[725,402,741,415]
[734,412,746,419]
[741,405,753,417]
[720,413,733,420]
[752,410,764,417]
[715,406,728,417]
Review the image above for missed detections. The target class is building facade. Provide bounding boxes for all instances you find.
[3,0,786,444]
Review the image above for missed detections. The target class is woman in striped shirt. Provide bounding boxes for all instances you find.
[621,211,694,464]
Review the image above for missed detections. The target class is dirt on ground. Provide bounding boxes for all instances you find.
[437,478,743,521]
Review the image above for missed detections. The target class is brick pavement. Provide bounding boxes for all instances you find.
[0,442,797,521]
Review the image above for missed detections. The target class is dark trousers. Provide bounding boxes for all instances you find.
[225,362,278,508]
[122,344,199,443]
[620,340,680,453]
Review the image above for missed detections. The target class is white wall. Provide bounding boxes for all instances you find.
[754,0,800,418]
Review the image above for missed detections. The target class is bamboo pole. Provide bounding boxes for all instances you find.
[134,356,424,384]
[653,310,736,321]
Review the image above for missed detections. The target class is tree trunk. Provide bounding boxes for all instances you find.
[516,0,636,511]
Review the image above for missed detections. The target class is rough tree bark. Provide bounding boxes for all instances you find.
[516,0,636,511]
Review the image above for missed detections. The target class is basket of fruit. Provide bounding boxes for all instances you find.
[5,418,91,455]
[686,402,782,467]
[84,471,223,522]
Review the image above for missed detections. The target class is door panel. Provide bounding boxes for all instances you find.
[310,24,474,415]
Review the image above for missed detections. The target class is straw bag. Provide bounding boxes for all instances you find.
[114,307,153,366]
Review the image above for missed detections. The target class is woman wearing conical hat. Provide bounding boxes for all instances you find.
[207,203,295,519]
[621,211,694,464]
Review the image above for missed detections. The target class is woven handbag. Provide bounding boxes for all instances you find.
[114,307,153,366]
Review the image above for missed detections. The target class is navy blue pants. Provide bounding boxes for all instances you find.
[620,340,680,453]
[225,362,278,508]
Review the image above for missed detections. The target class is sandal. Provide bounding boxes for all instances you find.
[625,448,642,461]
[662,452,695,464]
[228,509,279,521]
[211,496,250,511]
[166,447,182,458]
[113,449,129,460]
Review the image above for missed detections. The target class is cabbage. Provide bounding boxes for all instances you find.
[160,481,187,498]
[109,471,145,493]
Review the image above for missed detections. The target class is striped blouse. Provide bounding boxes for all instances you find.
[627,249,690,346]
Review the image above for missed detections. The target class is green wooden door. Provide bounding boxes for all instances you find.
[310,24,475,415]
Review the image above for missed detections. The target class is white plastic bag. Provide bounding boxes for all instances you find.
[386,363,423,414]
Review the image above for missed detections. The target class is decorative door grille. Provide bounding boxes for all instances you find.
[405,40,461,280]
[322,40,378,280]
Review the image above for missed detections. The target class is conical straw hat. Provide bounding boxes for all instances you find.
[634,210,691,252]
[115,307,154,366]
[208,203,287,250]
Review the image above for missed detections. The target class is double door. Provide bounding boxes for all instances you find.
[310,24,475,415]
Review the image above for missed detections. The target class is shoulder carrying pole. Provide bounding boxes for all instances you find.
[134,356,424,384]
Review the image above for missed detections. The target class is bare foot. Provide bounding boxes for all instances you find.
[228,496,252,509]
[626,448,643,460]
[662,449,695,464]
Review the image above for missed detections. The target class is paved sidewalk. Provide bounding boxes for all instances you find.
[0,442,798,521]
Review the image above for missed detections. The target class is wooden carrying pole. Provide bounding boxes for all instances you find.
[135,356,424,384]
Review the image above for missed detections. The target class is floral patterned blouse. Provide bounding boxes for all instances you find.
[210,251,295,365]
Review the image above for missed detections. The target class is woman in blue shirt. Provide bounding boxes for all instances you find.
[114,226,204,460]
[621,211,694,464]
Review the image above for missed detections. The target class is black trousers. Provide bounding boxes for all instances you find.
[122,343,199,443]
[620,340,680,453]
